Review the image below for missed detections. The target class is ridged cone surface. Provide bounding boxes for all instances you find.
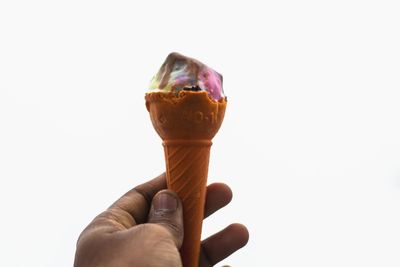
[164,140,211,267]
[145,91,226,267]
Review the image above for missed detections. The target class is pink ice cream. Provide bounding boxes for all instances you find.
[148,52,225,101]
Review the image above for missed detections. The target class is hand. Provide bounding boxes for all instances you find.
[74,174,249,267]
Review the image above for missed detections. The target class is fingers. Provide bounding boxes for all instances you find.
[88,175,233,239]
[109,173,167,225]
[108,178,231,227]
[204,183,232,219]
[200,223,249,266]
[147,190,184,248]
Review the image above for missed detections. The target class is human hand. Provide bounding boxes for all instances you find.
[74,174,249,267]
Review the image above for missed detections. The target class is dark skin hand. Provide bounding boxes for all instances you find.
[74,174,249,267]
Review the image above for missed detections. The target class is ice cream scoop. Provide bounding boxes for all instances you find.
[149,52,224,101]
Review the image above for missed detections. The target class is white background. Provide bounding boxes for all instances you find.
[1,1,400,266]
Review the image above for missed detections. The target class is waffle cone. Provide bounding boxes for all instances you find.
[164,139,211,267]
[145,91,227,267]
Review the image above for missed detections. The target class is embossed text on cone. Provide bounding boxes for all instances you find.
[146,91,226,267]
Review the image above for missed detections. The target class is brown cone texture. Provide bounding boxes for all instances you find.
[164,140,210,267]
[146,91,227,267]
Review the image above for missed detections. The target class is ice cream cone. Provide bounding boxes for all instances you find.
[146,91,227,267]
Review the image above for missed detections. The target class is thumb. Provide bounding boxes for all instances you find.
[148,190,184,248]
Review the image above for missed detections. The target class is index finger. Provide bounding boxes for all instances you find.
[109,173,167,225]
[81,173,167,238]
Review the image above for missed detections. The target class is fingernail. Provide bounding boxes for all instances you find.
[154,192,177,212]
